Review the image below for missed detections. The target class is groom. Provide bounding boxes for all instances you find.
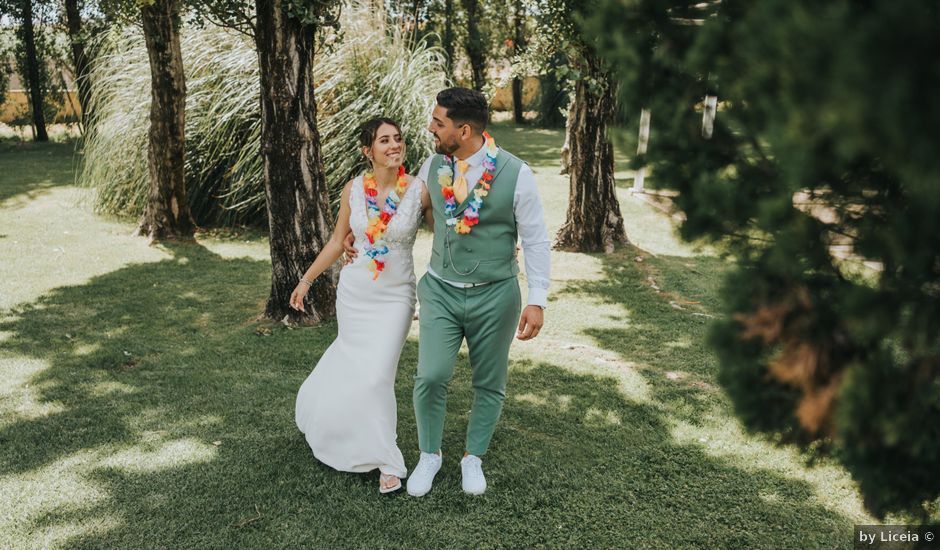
[346,87,550,496]
[405,87,550,497]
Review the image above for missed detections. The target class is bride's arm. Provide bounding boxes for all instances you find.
[289,181,354,310]
[302,180,353,281]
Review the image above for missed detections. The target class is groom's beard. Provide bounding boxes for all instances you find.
[434,136,459,155]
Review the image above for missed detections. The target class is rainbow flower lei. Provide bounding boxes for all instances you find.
[437,131,498,234]
[363,165,409,280]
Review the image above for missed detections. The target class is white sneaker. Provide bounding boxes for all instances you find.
[406,452,442,497]
[460,455,487,495]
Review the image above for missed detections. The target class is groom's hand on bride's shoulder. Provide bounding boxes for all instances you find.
[343,232,358,264]
[516,305,544,341]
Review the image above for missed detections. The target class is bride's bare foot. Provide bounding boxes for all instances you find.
[379,473,401,494]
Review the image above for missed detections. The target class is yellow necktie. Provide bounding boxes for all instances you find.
[454,160,470,203]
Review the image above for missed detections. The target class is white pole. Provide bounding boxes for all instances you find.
[702,94,717,139]
[633,108,651,192]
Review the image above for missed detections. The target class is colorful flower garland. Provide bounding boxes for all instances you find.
[363,165,409,280]
[436,131,498,234]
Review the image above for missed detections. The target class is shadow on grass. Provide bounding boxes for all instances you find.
[0,243,853,547]
[0,141,78,205]
[561,247,734,426]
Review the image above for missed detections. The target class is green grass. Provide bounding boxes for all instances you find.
[0,129,875,548]
[0,140,79,205]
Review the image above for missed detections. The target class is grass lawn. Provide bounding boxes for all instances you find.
[1,126,876,548]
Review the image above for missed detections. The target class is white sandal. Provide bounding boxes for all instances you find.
[379,473,402,494]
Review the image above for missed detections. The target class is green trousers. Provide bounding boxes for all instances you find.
[413,273,522,456]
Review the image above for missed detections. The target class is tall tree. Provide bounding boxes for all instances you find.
[409,0,421,43]
[136,0,195,241]
[460,0,484,90]
[526,0,627,252]
[254,0,338,324]
[18,0,49,141]
[0,54,9,111]
[587,0,940,520]
[97,0,196,240]
[510,0,525,124]
[442,0,454,76]
[554,52,625,252]
[64,0,93,127]
[172,0,338,323]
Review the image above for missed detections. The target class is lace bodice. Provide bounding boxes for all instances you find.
[348,174,423,253]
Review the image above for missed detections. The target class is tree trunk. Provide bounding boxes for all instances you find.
[511,80,524,123]
[559,100,574,174]
[20,0,48,142]
[255,0,337,325]
[137,0,195,242]
[443,0,455,77]
[64,0,92,128]
[460,0,485,91]
[554,60,628,253]
[411,0,421,44]
[511,0,525,124]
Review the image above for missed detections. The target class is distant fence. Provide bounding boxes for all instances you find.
[1,90,81,125]
[489,76,541,112]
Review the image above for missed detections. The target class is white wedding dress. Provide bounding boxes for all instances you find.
[295,174,423,479]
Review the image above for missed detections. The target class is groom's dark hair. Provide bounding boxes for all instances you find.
[436,87,488,133]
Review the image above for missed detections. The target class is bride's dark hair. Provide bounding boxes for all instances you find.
[357,117,402,168]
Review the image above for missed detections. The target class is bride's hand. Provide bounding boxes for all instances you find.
[289,283,310,311]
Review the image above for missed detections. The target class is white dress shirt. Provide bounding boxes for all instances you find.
[416,143,551,308]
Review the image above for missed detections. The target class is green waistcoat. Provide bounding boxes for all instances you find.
[428,149,524,284]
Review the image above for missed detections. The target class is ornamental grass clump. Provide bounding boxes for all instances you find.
[81,3,448,226]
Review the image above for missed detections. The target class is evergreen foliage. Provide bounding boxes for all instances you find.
[584,0,940,519]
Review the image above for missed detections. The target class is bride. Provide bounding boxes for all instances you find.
[290,118,431,493]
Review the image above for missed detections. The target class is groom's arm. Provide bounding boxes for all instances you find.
[514,164,551,340]
[421,186,434,231]
[416,156,435,230]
